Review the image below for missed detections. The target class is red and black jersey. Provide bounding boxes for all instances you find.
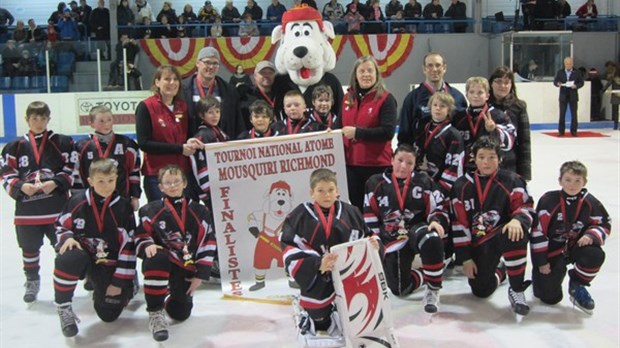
[135,196,216,280]
[1,130,75,225]
[308,109,340,131]
[55,189,137,287]
[270,115,320,136]
[190,124,229,203]
[450,169,535,263]
[74,133,141,199]
[236,127,278,140]
[452,104,517,173]
[280,201,370,290]
[364,168,449,253]
[530,189,611,267]
[416,120,464,193]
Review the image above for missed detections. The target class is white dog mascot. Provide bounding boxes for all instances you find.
[271,5,344,118]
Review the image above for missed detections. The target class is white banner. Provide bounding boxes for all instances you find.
[205,131,349,303]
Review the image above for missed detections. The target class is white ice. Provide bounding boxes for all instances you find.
[1,130,618,348]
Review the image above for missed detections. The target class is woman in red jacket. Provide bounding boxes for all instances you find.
[135,65,203,201]
[339,55,397,212]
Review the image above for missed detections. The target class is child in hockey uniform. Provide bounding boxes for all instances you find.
[190,96,229,208]
[364,144,449,313]
[309,85,340,130]
[0,101,75,303]
[53,159,137,337]
[452,77,516,172]
[135,165,216,342]
[74,105,142,210]
[237,100,278,139]
[450,136,535,316]
[416,91,465,194]
[530,161,611,314]
[271,90,320,135]
[281,168,374,341]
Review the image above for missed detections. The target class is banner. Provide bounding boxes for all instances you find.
[205,131,348,303]
[349,34,414,77]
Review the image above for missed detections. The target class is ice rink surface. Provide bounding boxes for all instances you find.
[1,130,618,348]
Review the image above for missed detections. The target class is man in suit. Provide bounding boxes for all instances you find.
[554,57,584,136]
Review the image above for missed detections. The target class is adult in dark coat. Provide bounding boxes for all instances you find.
[553,57,584,136]
[182,47,245,137]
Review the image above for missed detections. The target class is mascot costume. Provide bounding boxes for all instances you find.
[271,5,344,120]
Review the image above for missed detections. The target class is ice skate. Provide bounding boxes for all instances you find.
[508,287,530,316]
[148,309,169,342]
[57,303,80,337]
[293,297,345,347]
[569,281,595,315]
[423,286,440,314]
[23,279,40,304]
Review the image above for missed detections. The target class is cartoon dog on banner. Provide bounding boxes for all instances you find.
[247,180,295,291]
[271,5,344,118]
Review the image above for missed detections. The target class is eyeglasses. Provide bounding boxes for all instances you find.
[161,179,184,187]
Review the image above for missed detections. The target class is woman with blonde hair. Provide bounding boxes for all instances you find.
[339,55,397,211]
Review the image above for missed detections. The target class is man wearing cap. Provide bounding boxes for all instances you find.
[239,60,277,129]
[183,46,244,137]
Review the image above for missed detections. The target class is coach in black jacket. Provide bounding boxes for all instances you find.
[553,57,584,136]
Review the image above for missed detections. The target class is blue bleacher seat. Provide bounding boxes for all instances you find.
[11,76,30,90]
[51,75,69,93]
[30,76,48,92]
[0,76,11,90]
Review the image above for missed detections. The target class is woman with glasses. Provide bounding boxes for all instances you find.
[135,65,204,201]
[488,66,532,181]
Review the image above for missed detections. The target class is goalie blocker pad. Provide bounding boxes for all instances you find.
[331,239,400,348]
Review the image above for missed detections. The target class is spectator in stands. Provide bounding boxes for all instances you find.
[554,0,571,18]
[16,49,38,76]
[0,8,15,40]
[343,3,364,34]
[78,0,92,35]
[137,16,154,39]
[176,14,191,37]
[301,0,318,10]
[229,64,253,93]
[404,0,421,18]
[488,66,532,180]
[26,19,46,43]
[521,0,536,30]
[267,0,287,23]
[323,0,345,20]
[12,20,28,44]
[47,22,59,42]
[238,13,259,37]
[221,0,241,36]
[58,8,80,41]
[157,2,178,24]
[108,33,141,90]
[1,40,20,76]
[199,1,219,24]
[118,0,135,37]
[576,0,597,18]
[445,0,467,32]
[243,0,263,20]
[49,2,67,26]
[90,0,110,58]
[159,15,177,38]
[385,0,403,19]
[534,0,555,29]
[211,16,224,37]
[365,0,385,34]
[346,0,369,18]
[602,61,620,129]
[392,10,407,32]
[181,4,198,22]
[132,0,155,21]
[423,0,443,19]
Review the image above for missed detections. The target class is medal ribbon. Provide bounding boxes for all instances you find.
[474,170,498,211]
[313,202,335,240]
[28,131,48,166]
[90,191,112,233]
[391,172,411,212]
[93,134,116,159]
[165,198,188,235]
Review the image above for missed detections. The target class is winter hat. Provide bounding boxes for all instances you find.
[281,5,323,32]
[269,181,291,194]
[197,47,220,61]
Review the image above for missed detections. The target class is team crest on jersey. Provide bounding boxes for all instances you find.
[114,144,124,155]
[472,210,500,237]
[87,152,94,160]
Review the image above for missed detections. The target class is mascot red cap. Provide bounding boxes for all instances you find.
[281,5,323,33]
[269,180,292,195]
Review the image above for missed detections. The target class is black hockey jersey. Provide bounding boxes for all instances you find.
[135,196,216,280]
[236,128,278,140]
[530,189,611,267]
[74,133,141,199]
[450,169,535,262]
[55,189,136,287]
[307,109,340,131]
[190,124,229,203]
[452,104,517,173]
[1,130,74,225]
[280,201,370,290]
[416,120,465,193]
[364,169,450,253]
[270,115,320,136]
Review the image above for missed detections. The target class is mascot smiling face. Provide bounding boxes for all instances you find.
[271,5,336,87]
